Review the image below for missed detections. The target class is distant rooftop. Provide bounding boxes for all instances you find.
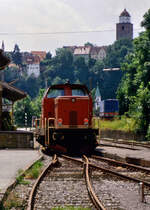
[31,51,46,61]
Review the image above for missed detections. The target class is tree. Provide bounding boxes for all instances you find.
[141,8,150,31]
[14,96,34,127]
[12,44,22,67]
[55,48,74,81]
[4,66,19,83]
[31,89,45,117]
[104,38,133,68]
[84,42,93,47]
[74,56,89,84]
[117,9,150,138]
[46,51,52,60]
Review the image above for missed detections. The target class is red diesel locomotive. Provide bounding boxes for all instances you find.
[35,82,99,154]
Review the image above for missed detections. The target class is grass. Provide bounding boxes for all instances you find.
[25,160,43,179]
[52,207,91,210]
[16,169,30,185]
[96,116,136,132]
[16,160,43,185]
[3,192,25,210]
[2,161,44,210]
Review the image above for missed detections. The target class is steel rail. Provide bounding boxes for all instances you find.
[99,143,138,150]
[27,154,59,210]
[83,155,106,210]
[89,162,150,188]
[91,155,150,174]
[61,155,150,188]
[100,139,150,149]
[61,154,83,164]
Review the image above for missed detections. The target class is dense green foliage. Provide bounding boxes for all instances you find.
[5,38,132,127]
[12,44,22,67]
[5,39,133,99]
[100,116,136,132]
[104,38,133,68]
[117,9,150,139]
[14,96,34,127]
[14,90,45,127]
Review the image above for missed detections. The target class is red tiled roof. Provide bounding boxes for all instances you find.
[31,51,46,61]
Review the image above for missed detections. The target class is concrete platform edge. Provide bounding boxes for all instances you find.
[0,151,43,206]
[102,151,150,167]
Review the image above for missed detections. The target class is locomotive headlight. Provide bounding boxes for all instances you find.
[84,118,89,126]
[58,118,63,126]
[72,98,76,103]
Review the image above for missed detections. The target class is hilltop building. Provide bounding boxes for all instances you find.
[31,51,46,61]
[22,51,46,77]
[63,45,107,61]
[116,9,133,40]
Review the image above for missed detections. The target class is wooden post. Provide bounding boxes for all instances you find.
[0,84,3,130]
[11,102,14,125]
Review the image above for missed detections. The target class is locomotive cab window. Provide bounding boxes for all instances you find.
[47,88,64,98]
[72,88,88,96]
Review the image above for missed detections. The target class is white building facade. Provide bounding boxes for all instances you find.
[27,63,40,77]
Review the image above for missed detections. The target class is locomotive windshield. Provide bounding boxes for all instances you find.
[47,86,88,98]
[72,88,88,96]
[47,88,64,98]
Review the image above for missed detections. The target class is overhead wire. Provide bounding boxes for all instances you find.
[0,28,143,36]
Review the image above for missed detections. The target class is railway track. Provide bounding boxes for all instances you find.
[27,152,150,210]
[90,155,150,208]
[27,154,59,210]
[27,154,106,210]
[90,155,150,185]
[100,138,150,149]
[3,150,150,209]
[62,155,150,209]
[61,155,150,209]
[91,155,150,174]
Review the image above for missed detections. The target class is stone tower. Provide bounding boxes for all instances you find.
[116,9,133,40]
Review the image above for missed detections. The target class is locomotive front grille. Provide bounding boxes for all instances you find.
[69,111,77,127]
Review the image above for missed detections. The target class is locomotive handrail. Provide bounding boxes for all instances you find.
[47,118,55,145]
[48,117,55,128]
[44,118,47,145]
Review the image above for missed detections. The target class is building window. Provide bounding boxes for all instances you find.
[122,26,125,30]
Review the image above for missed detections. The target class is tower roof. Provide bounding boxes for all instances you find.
[120,9,130,17]
[95,84,101,99]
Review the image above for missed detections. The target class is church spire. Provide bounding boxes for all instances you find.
[95,83,101,110]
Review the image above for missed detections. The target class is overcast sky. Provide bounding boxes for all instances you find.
[1,0,150,54]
